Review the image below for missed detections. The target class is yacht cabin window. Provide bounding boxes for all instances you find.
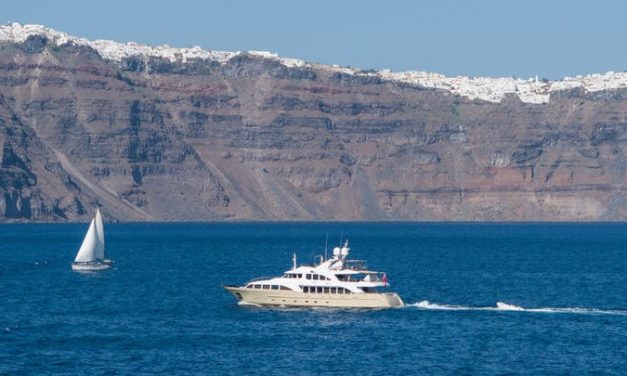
[299,286,352,294]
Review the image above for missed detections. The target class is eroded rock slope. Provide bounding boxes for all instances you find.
[1,25,627,221]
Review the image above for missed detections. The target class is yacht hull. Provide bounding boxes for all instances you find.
[72,262,111,271]
[224,286,404,309]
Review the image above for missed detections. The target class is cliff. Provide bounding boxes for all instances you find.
[1,23,627,221]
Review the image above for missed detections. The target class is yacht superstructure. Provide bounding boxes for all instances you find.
[224,241,404,309]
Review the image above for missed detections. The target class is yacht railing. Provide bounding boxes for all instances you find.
[344,260,367,270]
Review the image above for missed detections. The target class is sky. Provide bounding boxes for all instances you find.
[3,0,627,79]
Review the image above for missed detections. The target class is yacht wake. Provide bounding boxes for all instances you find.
[410,300,627,316]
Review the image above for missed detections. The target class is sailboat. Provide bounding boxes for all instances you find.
[72,208,113,271]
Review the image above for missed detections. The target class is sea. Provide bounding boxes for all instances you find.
[1,222,626,375]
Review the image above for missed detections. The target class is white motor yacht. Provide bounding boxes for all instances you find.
[224,240,404,309]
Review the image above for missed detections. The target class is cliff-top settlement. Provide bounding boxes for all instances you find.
[1,23,627,221]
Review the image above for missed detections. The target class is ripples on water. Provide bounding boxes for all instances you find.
[1,223,626,375]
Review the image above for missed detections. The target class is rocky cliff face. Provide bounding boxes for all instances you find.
[1,24,627,221]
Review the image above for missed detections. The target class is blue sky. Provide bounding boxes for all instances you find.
[4,0,626,78]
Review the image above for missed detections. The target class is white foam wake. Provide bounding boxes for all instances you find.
[411,301,627,316]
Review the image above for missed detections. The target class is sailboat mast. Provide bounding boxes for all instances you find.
[94,208,105,260]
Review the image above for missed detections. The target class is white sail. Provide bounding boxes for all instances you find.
[74,219,97,262]
[94,208,105,260]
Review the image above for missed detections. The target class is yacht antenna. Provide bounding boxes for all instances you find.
[324,232,329,261]
[292,253,297,270]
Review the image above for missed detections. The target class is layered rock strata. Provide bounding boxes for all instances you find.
[1,24,626,221]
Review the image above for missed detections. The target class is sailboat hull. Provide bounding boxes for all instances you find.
[72,262,111,271]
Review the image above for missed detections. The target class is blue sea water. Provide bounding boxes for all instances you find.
[1,222,626,375]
